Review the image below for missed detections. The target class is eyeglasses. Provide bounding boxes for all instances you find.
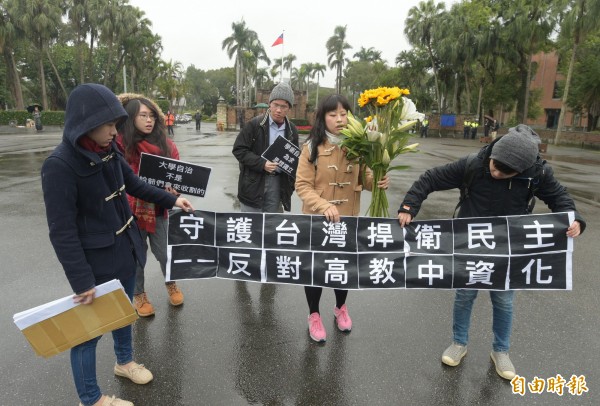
[270,102,289,111]
[137,114,157,121]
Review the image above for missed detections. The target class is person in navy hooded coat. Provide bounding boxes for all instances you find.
[41,83,194,406]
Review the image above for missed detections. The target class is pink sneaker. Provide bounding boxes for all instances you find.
[308,312,326,342]
[334,304,352,332]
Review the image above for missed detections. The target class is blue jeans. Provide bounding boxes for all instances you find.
[452,289,515,352]
[71,275,135,405]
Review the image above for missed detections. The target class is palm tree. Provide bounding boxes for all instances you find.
[121,15,159,92]
[283,53,297,82]
[299,63,314,104]
[222,20,261,107]
[156,59,183,111]
[0,2,24,109]
[354,46,383,63]
[311,63,327,107]
[500,0,555,122]
[8,0,65,109]
[555,0,599,144]
[66,0,89,84]
[405,0,446,114]
[326,25,352,94]
[254,67,271,102]
[241,39,269,106]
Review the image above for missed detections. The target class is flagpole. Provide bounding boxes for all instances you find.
[280,30,284,83]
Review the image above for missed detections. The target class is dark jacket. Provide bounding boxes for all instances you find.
[232,112,299,211]
[41,83,178,294]
[399,140,586,231]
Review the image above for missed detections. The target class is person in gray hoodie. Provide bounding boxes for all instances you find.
[41,83,194,406]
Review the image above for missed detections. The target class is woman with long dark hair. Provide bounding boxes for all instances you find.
[116,94,185,317]
[295,94,389,342]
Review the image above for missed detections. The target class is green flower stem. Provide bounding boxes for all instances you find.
[369,166,389,218]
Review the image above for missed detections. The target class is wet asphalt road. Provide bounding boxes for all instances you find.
[1,123,599,406]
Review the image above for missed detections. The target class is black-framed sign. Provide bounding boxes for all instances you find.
[261,136,300,178]
[166,211,575,291]
[138,153,211,197]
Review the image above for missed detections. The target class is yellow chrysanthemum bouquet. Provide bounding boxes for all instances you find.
[340,87,423,218]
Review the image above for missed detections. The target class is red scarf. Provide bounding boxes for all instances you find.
[117,135,170,233]
[78,135,112,153]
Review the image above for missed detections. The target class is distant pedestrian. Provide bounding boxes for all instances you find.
[484,117,491,138]
[463,118,470,139]
[420,117,429,138]
[40,83,194,406]
[194,110,202,131]
[33,106,43,132]
[165,110,175,137]
[491,120,499,140]
[470,120,478,139]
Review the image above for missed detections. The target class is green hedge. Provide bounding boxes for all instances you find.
[0,110,65,126]
[290,118,309,126]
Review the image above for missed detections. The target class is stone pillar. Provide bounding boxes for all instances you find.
[216,96,226,131]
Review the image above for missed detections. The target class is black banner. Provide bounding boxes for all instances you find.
[261,135,300,178]
[138,153,211,197]
[166,211,574,291]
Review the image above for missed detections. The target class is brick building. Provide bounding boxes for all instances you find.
[527,51,589,130]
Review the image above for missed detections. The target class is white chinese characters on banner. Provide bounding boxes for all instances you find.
[165,211,574,291]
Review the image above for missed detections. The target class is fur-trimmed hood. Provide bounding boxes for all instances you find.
[116,93,165,125]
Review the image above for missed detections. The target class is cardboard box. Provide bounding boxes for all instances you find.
[14,280,138,358]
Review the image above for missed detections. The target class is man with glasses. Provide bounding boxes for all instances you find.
[232,82,299,213]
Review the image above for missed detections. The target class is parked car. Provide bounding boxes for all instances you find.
[175,114,192,124]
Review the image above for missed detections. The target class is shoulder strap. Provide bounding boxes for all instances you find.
[525,157,546,213]
[453,152,479,217]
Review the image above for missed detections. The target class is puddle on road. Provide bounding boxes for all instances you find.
[0,151,47,175]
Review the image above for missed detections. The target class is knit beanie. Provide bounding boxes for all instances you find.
[269,82,294,107]
[490,124,541,173]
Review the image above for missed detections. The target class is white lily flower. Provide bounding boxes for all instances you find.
[366,117,379,132]
[403,142,419,151]
[367,130,381,142]
[379,132,388,146]
[382,150,391,165]
[400,97,425,121]
[397,120,419,132]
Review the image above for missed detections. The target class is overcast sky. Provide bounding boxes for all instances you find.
[128,0,458,88]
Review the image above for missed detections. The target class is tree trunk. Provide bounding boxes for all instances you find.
[476,81,484,121]
[88,32,96,82]
[315,75,320,108]
[452,73,458,113]
[103,42,114,86]
[427,44,442,115]
[130,65,136,92]
[38,44,48,110]
[555,1,585,145]
[3,48,24,109]
[464,69,472,114]
[522,52,533,123]
[46,49,68,99]
[555,45,578,145]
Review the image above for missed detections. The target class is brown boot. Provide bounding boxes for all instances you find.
[166,282,184,306]
[133,292,155,317]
